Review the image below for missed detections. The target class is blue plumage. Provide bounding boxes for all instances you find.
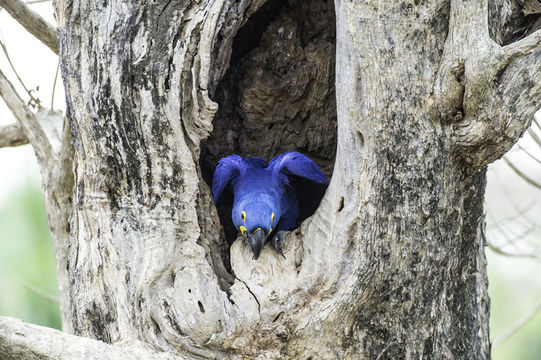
[213,152,328,259]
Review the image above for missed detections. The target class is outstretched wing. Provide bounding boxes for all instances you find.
[213,155,266,244]
[212,155,266,204]
[268,152,328,185]
[269,152,328,227]
[212,155,245,204]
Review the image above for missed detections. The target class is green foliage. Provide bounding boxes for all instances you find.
[0,182,61,329]
[488,252,541,360]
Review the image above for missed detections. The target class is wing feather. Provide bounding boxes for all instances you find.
[268,152,327,185]
[212,155,267,203]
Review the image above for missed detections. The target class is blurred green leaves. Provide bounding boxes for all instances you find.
[0,181,61,329]
[488,252,541,360]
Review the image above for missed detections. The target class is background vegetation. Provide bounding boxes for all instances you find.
[0,179,60,330]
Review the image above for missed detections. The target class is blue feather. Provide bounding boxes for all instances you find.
[268,152,327,185]
[212,152,328,255]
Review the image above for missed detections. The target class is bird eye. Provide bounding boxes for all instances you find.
[239,225,247,236]
[241,211,246,222]
[271,212,275,222]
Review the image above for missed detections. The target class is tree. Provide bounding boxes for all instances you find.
[1,0,540,358]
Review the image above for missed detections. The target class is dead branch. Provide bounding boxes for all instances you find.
[0,317,188,360]
[0,123,28,147]
[0,68,54,163]
[0,0,58,54]
[492,298,541,348]
[503,157,541,190]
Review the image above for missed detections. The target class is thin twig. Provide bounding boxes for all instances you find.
[486,200,537,229]
[489,219,536,250]
[50,59,60,111]
[26,0,52,4]
[534,118,541,132]
[18,278,59,304]
[493,298,541,348]
[0,0,58,54]
[528,128,541,149]
[0,34,41,108]
[517,144,541,165]
[0,68,54,163]
[487,242,541,260]
[503,156,541,190]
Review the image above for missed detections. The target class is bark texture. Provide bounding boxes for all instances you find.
[1,0,541,359]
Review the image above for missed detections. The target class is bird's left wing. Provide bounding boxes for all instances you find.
[212,155,266,203]
[268,152,328,185]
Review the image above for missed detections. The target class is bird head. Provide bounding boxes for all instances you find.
[232,197,279,259]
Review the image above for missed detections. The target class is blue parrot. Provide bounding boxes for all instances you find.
[212,152,328,259]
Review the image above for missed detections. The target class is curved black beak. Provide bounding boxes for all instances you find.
[246,229,267,260]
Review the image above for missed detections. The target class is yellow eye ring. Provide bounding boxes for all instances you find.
[239,225,247,236]
[271,212,275,222]
[241,211,246,222]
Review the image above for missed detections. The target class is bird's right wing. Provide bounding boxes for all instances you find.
[269,152,328,227]
[268,152,328,185]
[212,155,267,204]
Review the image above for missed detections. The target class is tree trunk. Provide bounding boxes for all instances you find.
[2,0,540,359]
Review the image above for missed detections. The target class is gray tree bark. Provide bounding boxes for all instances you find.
[1,0,541,359]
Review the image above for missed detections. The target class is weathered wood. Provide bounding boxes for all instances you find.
[1,0,540,358]
[0,317,187,360]
[0,123,27,147]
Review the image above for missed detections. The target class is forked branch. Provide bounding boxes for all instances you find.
[0,69,54,164]
[440,0,541,169]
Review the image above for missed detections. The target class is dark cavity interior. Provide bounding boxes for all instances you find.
[201,0,337,243]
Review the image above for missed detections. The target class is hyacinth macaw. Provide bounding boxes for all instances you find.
[212,152,328,259]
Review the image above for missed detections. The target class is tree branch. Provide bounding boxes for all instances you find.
[502,28,541,65]
[517,143,541,165]
[487,242,541,260]
[0,0,58,54]
[433,2,541,169]
[0,68,55,164]
[450,13,541,168]
[503,156,541,190]
[0,317,188,360]
[493,298,541,348]
[0,37,41,108]
[0,123,28,148]
[528,128,541,148]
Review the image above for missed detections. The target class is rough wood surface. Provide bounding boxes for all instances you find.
[0,317,187,360]
[1,0,540,358]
